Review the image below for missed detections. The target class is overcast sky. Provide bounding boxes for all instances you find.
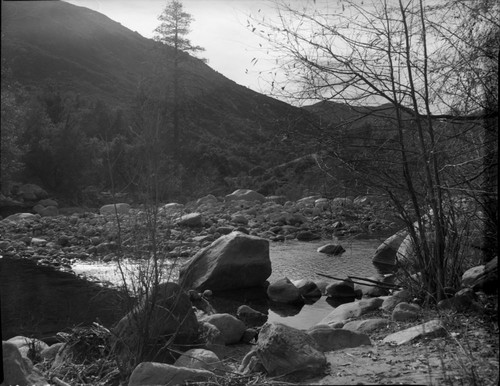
[63,0,286,97]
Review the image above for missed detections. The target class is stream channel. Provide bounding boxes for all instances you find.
[1,237,392,340]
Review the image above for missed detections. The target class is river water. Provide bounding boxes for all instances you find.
[1,237,389,339]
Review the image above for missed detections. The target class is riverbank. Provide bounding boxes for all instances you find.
[1,191,497,385]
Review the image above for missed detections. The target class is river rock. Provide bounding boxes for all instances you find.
[461,256,498,294]
[179,231,270,292]
[292,279,322,298]
[112,282,199,372]
[343,318,390,333]
[326,279,355,298]
[372,231,407,266]
[203,313,246,345]
[40,343,64,362]
[231,214,248,225]
[177,212,203,227]
[99,203,130,215]
[2,341,48,386]
[317,244,345,255]
[37,198,58,207]
[381,289,413,312]
[266,195,286,205]
[253,322,327,377]
[319,297,384,326]
[307,325,371,352]
[296,230,320,241]
[196,194,218,207]
[267,277,303,304]
[160,203,184,216]
[2,213,39,223]
[225,189,265,203]
[237,305,268,327]
[128,362,213,386]
[437,288,483,312]
[6,336,49,359]
[286,213,307,225]
[19,183,48,201]
[174,348,227,374]
[391,302,421,321]
[354,275,391,297]
[382,319,446,345]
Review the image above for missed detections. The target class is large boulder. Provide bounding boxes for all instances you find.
[128,362,213,386]
[318,297,384,326]
[252,322,327,377]
[112,282,199,372]
[307,325,371,352]
[202,313,246,345]
[267,277,303,304]
[179,231,271,292]
[2,341,48,386]
[372,231,407,266]
[225,189,265,203]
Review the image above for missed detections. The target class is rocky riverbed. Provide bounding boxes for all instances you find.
[1,189,498,386]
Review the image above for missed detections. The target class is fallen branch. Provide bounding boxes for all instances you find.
[316,273,401,290]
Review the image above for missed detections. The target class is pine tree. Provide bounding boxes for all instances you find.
[154,0,204,156]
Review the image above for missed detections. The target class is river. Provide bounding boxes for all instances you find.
[1,237,390,339]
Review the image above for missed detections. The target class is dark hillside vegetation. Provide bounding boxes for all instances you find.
[1,0,325,203]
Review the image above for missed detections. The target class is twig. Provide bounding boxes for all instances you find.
[347,275,401,289]
[316,272,401,289]
[52,377,71,386]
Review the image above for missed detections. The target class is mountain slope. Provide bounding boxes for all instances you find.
[1,0,320,159]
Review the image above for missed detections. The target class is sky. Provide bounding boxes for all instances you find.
[63,0,284,97]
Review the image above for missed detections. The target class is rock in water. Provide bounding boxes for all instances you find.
[317,244,345,255]
[179,231,271,292]
[267,277,303,304]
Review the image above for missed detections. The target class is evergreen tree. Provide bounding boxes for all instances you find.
[154,0,204,156]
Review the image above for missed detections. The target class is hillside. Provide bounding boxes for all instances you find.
[1,0,328,200]
[1,1,320,153]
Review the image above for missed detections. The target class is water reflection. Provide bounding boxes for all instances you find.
[268,301,303,317]
[1,237,397,338]
[325,296,357,308]
[0,258,129,340]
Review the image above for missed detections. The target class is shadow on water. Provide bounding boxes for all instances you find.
[0,258,129,341]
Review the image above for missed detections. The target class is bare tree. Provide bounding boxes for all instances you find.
[249,0,499,302]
